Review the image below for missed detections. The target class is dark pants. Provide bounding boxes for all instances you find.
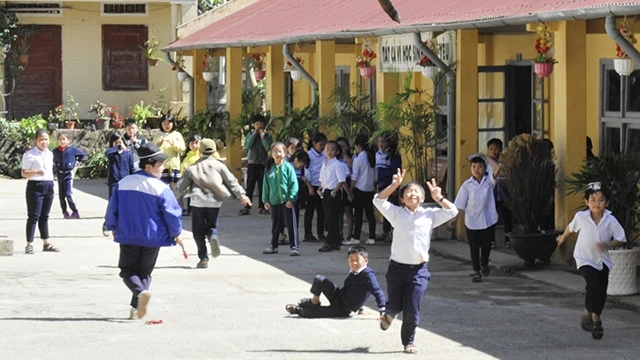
[118,244,160,308]
[245,164,265,209]
[496,201,512,243]
[379,186,398,233]
[579,265,609,316]
[353,188,376,240]
[323,189,342,248]
[299,275,350,318]
[57,173,78,214]
[386,261,430,346]
[192,206,220,260]
[466,225,495,272]
[270,203,299,250]
[304,186,324,239]
[25,180,54,243]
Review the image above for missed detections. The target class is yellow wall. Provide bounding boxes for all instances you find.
[12,2,174,119]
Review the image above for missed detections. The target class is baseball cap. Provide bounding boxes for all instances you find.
[137,143,168,162]
[200,138,217,155]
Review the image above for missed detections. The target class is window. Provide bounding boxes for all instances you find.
[600,59,640,154]
[102,3,148,16]
[5,2,63,16]
[102,25,148,91]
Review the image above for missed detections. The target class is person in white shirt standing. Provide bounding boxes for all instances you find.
[374,169,457,354]
[318,141,347,252]
[21,129,60,254]
[556,182,625,340]
[454,153,500,283]
[345,134,377,245]
[304,133,327,243]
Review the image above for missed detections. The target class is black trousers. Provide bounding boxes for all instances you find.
[191,206,220,260]
[353,188,376,240]
[466,225,495,272]
[245,164,265,209]
[118,244,160,308]
[496,201,512,242]
[304,186,324,239]
[579,265,609,316]
[270,204,299,250]
[57,173,78,214]
[323,189,342,248]
[25,180,54,243]
[299,275,350,318]
[386,261,430,346]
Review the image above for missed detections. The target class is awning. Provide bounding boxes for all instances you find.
[165,0,640,51]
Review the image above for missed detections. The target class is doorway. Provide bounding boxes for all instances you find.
[512,65,533,136]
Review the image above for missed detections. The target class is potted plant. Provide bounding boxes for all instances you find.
[147,88,167,129]
[49,92,79,129]
[249,53,266,81]
[356,40,377,79]
[18,38,29,65]
[533,23,557,78]
[89,100,112,130]
[566,153,640,295]
[139,36,163,67]
[417,37,439,80]
[172,55,187,81]
[284,55,304,81]
[320,86,376,140]
[202,53,216,82]
[130,101,152,128]
[182,107,230,143]
[108,106,125,129]
[613,18,637,76]
[502,134,559,267]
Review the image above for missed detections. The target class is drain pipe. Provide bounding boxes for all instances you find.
[165,52,194,119]
[605,16,640,64]
[413,32,456,199]
[283,43,318,109]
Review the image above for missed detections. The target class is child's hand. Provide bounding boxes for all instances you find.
[240,195,252,207]
[317,188,323,197]
[285,200,294,209]
[426,178,442,200]
[308,187,315,196]
[264,203,271,211]
[556,235,564,246]
[391,168,406,187]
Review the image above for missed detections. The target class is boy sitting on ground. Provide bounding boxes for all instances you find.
[285,246,386,318]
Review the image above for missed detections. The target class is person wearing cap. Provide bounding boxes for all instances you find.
[176,138,251,269]
[105,142,183,320]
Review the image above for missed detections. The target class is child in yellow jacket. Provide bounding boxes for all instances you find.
[154,115,186,187]
[181,135,203,174]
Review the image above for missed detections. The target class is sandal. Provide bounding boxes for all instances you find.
[380,313,393,331]
[25,244,34,255]
[42,243,60,252]
[404,344,418,354]
[581,314,593,332]
[285,304,300,315]
[471,272,482,283]
[592,320,604,340]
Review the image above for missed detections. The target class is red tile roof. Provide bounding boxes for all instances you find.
[166,0,640,50]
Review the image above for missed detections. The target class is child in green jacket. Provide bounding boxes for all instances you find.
[262,142,300,256]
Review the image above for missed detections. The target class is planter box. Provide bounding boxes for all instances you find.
[507,231,560,267]
[607,248,639,296]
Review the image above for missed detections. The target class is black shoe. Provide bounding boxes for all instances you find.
[318,244,333,252]
[592,321,603,340]
[239,208,250,216]
[481,265,490,276]
[490,241,497,249]
[581,314,593,332]
[259,209,270,215]
[303,235,319,243]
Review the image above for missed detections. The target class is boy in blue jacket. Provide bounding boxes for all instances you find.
[285,246,386,318]
[52,133,85,219]
[105,143,183,320]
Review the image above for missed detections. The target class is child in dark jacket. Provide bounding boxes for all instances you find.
[285,246,386,318]
[103,133,135,236]
[52,133,86,219]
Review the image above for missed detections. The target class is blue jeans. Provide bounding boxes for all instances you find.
[25,180,54,243]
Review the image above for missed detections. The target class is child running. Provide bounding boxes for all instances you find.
[285,245,386,318]
[262,142,300,256]
[52,133,86,219]
[374,169,458,354]
[103,132,135,236]
[556,182,626,340]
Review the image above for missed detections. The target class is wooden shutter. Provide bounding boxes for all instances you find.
[102,25,148,91]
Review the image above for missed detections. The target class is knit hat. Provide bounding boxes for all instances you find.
[199,138,217,155]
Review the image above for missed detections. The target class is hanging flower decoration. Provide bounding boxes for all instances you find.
[616,19,637,59]
[249,53,266,71]
[171,55,186,71]
[356,41,377,68]
[202,54,216,72]
[417,38,439,67]
[534,23,557,64]
[284,55,304,71]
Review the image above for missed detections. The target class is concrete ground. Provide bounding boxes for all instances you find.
[1,178,640,360]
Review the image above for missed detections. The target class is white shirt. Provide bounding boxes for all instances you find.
[319,157,347,190]
[454,166,498,230]
[351,151,375,192]
[306,148,324,187]
[569,209,626,271]
[22,147,54,181]
[373,194,458,265]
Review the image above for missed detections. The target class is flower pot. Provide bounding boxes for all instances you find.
[534,62,554,78]
[421,66,439,80]
[64,121,75,130]
[507,231,560,268]
[148,59,159,67]
[359,66,376,79]
[97,118,110,130]
[202,72,215,82]
[19,54,28,65]
[254,70,266,81]
[47,122,58,131]
[613,58,635,76]
[607,248,640,296]
[146,116,163,129]
[177,71,188,82]
[290,69,302,81]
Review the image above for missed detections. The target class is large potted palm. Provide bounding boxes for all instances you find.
[502,134,559,267]
[566,153,640,295]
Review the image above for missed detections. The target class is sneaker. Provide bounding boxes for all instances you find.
[342,238,360,246]
[290,248,300,256]
[129,307,139,320]
[196,259,209,268]
[102,223,110,237]
[209,234,221,258]
[263,246,278,254]
[505,241,511,249]
[137,290,152,319]
[365,238,376,245]
[70,211,80,219]
[63,212,70,219]
[490,241,497,249]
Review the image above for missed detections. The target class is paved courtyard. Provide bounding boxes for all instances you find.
[1,178,640,360]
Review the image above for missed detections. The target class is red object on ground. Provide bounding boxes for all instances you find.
[180,244,188,259]
[144,319,164,325]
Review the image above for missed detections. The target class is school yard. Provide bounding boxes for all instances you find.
[1,178,640,360]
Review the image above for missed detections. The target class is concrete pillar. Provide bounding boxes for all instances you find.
[193,49,208,112]
[225,47,243,179]
[266,45,285,117]
[552,21,587,228]
[0,239,14,256]
[316,40,336,117]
